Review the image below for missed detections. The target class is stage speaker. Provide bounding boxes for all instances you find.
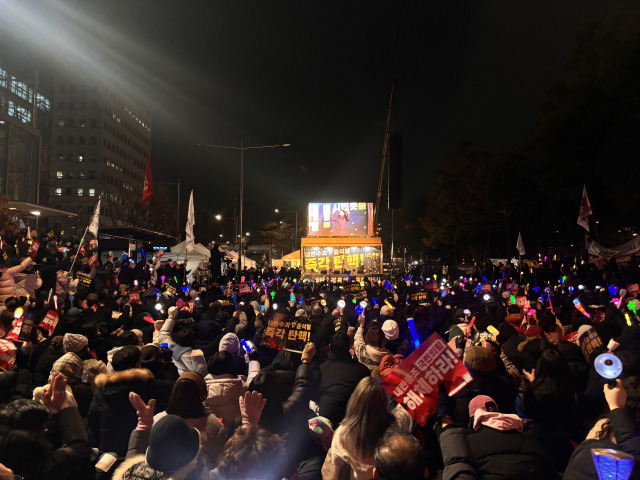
[389,133,402,209]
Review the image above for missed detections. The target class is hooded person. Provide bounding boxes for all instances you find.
[87,345,172,456]
[218,332,248,377]
[381,319,409,356]
[439,394,561,480]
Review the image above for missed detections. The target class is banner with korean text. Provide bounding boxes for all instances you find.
[381,332,473,426]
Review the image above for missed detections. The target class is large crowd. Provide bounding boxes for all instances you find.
[0,227,639,479]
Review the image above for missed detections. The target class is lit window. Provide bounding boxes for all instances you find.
[79,171,85,178]
[58,119,65,127]
[56,171,63,179]
[0,68,6,88]
[80,119,86,127]
[78,155,84,162]
[89,188,95,197]
[36,94,51,111]
[77,188,83,196]
[55,188,62,196]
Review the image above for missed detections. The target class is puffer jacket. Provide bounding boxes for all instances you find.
[203,361,259,430]
[0,257,33,304]
[354,324,390,371]
[15,269,41,299]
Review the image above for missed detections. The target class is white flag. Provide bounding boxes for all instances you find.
[577,185,592,232]
[516,232,526,256]
[88,198,101,237]
[26,225,31,240]
[185,190,195,253]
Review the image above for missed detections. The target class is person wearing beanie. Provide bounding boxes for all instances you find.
[63,333,89,354]
[218,332,248,376]
[153,371,226,470]
[440,346,517,424]
[438,393,560,480]
[49,352,94,417]
[381,319,409,356]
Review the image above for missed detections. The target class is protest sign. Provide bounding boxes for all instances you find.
[39,310,59,335]
[516,296,527,308]
[155,249,165,259]
[0,340,17,371]
[409,291,428,302]
[77,272,92,287]
[343,283,362,293]
[18,318,36,342]
[30,240,40,258]
[480,284,492,293]
[381,332,473,426]
[424,282,439,291]
[4,319,23,342]
[88,253,99,268]
[164,284,177,299]
[579,327,603,363]
[261,312,311,353]
[238,283,251,295]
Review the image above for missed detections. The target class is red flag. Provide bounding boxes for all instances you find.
[142,155,154,206]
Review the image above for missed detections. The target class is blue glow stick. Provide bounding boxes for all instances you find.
[233,291,238,311]
[407,317,420,348]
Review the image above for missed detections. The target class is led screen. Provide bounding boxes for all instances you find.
[302,245,381,273]
[307,202,373,236]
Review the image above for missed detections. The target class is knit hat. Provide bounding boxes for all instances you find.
[145,414,200,473]
[218,332,240,354]
[51,352,83,383]
[380,305,393,317]
[67,307,82,317]
[381,320,399,341]
[463,346,496,373]
[174,371,208,401]
[468,394,498,417]
[63,333,88,353]
[295,309,307,318]
[524,325,544,337]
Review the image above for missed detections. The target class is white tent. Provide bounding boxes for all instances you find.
[163,241,211,281]
[219,246,257,270]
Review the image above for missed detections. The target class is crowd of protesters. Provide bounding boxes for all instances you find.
[0,227,639,479]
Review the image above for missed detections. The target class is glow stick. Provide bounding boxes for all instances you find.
[548,294,554,314]
[407,317,420,348]
[469,316,476,329]
[573,298,590,318]
[629,301,637,316]
[626,313,633,327]
[510,295,516,305]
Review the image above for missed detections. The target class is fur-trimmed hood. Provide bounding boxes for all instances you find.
[94,368,154,389]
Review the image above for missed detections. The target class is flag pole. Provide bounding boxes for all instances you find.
[69,195,102,273]
[68,225,89,273]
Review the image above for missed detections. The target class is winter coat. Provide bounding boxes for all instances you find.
[440,424,561,480]
[504,313,524,333]
[353,325,391,371]
[87,368,171,456]
[564,407,640,480]
[321,425,377,480]
[318,352,370,426]
[0,257,32,304]
[15,269,42,299]
[203,374,248,430]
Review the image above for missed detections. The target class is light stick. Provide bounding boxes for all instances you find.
[407,317,420,348]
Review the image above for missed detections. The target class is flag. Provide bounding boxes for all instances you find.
[142,154,154,206]
[26,225,30,240]
[88,198,101,237]
[516,232,526,256]
[577,185,592,232]
[185,190,195,253]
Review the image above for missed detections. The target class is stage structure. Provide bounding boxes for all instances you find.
[301,202,383,279]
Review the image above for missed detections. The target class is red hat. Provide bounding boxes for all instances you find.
[524,325,544,337]
[468,395,498,417]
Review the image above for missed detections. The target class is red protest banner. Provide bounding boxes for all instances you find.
[30,240,40,258]
[39,310,59,335]
[480,284,492,293]
[381,332,473,426]
[88,253,99,268]
[4,319,23,343]
[424,282,439,291]
[238,283,251,295]
[155,249,165,259]
[0,339,17,371]
[516,296,527,308]
[90,238,98,248]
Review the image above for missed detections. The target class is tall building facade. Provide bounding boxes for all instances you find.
[0,63,52,204]
[49,75,151,224]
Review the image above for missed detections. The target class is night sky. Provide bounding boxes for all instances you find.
[5,0,612,232]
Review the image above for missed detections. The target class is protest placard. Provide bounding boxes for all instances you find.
[39,310,59,335]
[381,332,473,426]
[409,291,428,302]
[4,319,23,342]
[516,296,527,308]
[424,282,439,291]
[238,283,251,295]
[164,284,177,299]
[343,283,362,293]
[0,340,17,371]
[77,272,92,287]
[129,291,141,304]
[480,284,492,293]
[261,312,311,353]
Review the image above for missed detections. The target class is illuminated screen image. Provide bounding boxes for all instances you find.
[303,245,381,273]
[307,202,373,236]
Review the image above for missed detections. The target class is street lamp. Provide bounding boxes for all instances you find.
[198,142,290,274]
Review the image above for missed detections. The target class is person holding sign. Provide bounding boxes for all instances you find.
[354,313,391,371]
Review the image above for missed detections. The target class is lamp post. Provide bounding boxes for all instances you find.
[198,142,290,274]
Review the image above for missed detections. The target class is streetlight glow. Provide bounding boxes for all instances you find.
[215,214,222,221]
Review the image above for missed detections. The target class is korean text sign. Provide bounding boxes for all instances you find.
[261,312,311,352]
[381,332,473,426]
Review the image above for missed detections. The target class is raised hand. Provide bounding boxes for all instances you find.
[129,392,156,431]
